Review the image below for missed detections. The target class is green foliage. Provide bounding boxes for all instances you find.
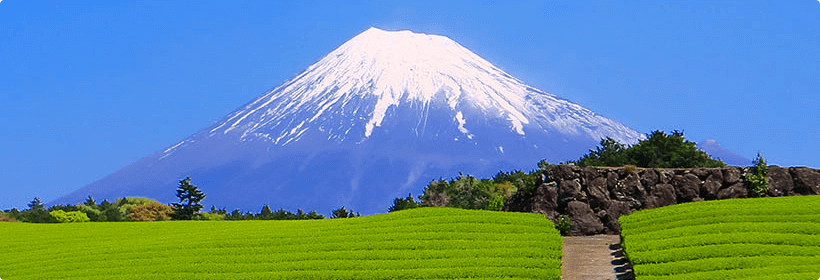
[48,210,90,223]
[17,198,57,223]
[419,171,533,210]
[745,152,769,198]
[0,208,563,279]
[388,194,420,212]
[27,197,45,212]
[197,212,225,221]
[0,211,17,222]
[575,130,726,168]
[171,177,206,220]
[555,215,572,236]
[331,207,358,218]
[98,199,124,222]
[576,137,630,167]
[127,201,173,221]
[619,196,820,279]
[488,195,504,211]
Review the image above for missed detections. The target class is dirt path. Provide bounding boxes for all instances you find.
[561,235,633,280]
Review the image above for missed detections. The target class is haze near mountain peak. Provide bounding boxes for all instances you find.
[54,27,644,214]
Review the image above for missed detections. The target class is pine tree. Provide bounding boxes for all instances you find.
[27,197,45,211]
[170,177,206,220]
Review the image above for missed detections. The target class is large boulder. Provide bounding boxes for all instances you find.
[645,183,676,208]
[640,169,659,187]
[603,200,631,234]
[791,167,820,195]
[692,168,710,180]
[723,167,742,185]
[768,166,794,196]
[505,181,560,219]
[673,174,702,202]
[586,177,610,210]
[613,173,646,209]
[558,179,586,208]
[567,201,605,236]
[701,180,722,200]
[717,182,748,199]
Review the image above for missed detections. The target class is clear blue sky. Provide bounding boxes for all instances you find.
[1,1,818,210]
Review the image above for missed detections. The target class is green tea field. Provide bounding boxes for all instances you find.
[0,207,562,280]
[620,195,820,280]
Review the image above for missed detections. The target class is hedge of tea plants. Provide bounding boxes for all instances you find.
[620,195,820,280]
[0,207,562,280]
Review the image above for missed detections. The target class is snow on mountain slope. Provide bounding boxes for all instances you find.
[52,28,645,214]
[171,27,641,151]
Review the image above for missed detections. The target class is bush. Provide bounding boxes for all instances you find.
[0,212,17,222]
[488,195,504,211]
[127,202,173,221]
[49,210,90,223]
[745,152,769,198]
[196,212,225,221]
[556,215,572,236]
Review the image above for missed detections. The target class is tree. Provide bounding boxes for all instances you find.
[171,177,206,220]
[27,197,45,211]
[331,207,358,218]
[258,205,273,219]
[574,130,726,168]
[84,196,97,207]
[388,194,420,212]
[576,137,630,167]
[745,152,769,197]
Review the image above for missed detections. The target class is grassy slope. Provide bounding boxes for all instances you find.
[0,207,562,280]
[620,195,820,280]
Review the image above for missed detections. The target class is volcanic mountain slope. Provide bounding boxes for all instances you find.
[53,27,644,214]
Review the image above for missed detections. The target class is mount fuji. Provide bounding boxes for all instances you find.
[53,27,644,214]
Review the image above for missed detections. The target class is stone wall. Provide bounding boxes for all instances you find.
[504,164,820,236]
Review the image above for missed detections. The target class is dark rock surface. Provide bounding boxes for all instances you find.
[506,164,819,236]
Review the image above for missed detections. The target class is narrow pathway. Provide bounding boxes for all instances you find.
[561,235,634,280]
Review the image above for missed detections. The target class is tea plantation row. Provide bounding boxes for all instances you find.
[620,195,820,280]
[0,207,563,280]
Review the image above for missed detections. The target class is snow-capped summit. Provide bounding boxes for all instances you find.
[197,27,641,146]
[53,27,644,214]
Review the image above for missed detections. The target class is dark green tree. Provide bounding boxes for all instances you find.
[745,152,769,197]
[19,197,57,223]
[27,197,45,211]
[388,193,420,212]
[171,177,206,220]
[331,207,357,218]
[575,130,725,168]
[576,137,630,167]
[83,196,97,207]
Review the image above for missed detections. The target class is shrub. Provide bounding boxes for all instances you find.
[556,215,572,236]
[127,202,173,221]
[49,210,90,223]
[196,212,225,221]
[0,212,17,222]
[488,195,504,211]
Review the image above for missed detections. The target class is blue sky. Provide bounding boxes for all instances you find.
[1,1,818,210]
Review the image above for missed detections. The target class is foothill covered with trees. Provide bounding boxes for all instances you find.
[0,130,787,228]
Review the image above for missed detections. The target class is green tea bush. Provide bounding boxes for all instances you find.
[620,196,820,279]
[0,208,562,279]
